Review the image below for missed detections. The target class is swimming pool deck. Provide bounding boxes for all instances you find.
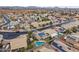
[34,46,56,52]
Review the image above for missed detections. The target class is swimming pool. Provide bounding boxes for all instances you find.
[35,41,45,47]
[38,32,45,37]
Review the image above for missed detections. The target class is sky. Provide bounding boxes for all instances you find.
[0,0,79,7]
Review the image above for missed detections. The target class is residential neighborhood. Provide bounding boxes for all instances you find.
[0,6,79,52]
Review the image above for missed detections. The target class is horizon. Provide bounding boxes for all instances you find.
[1,6,79,8]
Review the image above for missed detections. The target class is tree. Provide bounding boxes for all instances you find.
[28,31,33,38]
[45,36,52,44]
[27,44,33,50]
[50,21,52,25]
[71,26,77,33]
[64,29,72,34]
[77,25,79,28]
[42,18,50,21]
[30,25,36,29]
[27,31,33,45]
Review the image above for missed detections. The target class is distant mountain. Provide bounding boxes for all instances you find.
[0,6,60,10]
[0,6,79,10]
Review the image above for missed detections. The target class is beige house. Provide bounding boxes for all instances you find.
[0,34,27,51]
[65,32,79,44]
[10,34,27,50]
[42,28,57,38]
[64,32,79,50]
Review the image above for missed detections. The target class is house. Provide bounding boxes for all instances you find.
[52,40,76,52]
[54,27,66,33]
[64,33,79,44]
[7,21,19,29]
[42,28,58,38]
[31,21,51,29]
[0,34,27,52]
[10,34,27,51]
[64,32,79,49]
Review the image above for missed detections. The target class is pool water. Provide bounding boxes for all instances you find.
[38,32,45,37]
[35,41,45,47]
